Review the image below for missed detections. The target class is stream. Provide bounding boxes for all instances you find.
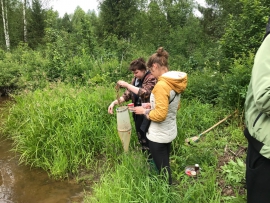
[0,97,87,203]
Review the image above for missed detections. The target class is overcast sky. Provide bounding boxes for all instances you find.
[49,0,206,17]
[49,0,99,17]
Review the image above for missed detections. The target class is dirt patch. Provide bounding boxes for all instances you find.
[217,145,247,197]
[217,145,247,168]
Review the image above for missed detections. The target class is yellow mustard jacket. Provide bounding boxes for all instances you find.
[147,71,187,143]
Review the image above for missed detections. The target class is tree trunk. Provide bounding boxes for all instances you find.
[1,0,10,50]
[23,0,27,42]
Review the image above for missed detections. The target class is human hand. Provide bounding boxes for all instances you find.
[108,102,115,114]
[142,103,151,109]
[133,106,146,115]
[127,103,134,112]
[117,80,128,88]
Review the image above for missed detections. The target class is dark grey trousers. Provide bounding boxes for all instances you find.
[149,140,172,185]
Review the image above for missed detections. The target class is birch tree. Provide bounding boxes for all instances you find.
[1,0,10,50]
[23,0,27,42]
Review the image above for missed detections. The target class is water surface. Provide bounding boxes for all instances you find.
[0,97,86,203]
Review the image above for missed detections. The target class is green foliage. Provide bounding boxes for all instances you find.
[217,53,253,110]
[220,0,269,68]
[71,7,98,56]
[99,0,139,39]
[145,0,169,47]
[0,39,136,92]
[1,84,248,201]
[27,0,46,49]
[87,151,222,203]
[201,0,243,40]
[88,152,177,203]
[221,158,246,186]
[102,34,133,61]
[1,83,123,178]
[0,55,21,88]
[182,69,223,104]
[163,0,193,28]
[166,16,206,64]
[63,53,95,84]
[181,51,253,111]
[0,43,49,92]
[0,0,23,49]
[0,0,260,200]
[85,95,246,202]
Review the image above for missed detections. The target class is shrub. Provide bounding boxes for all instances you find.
[217,52,253,110]
[182,69,223,105]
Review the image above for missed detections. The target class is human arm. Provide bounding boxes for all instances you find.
[134,81,170,121]
[118,72,156,102]
[139,73,156,102]
[108,96,125,114]
[148,83,171,122]
[252,35,270,114]
[117,80,140,94]
[133,106,151,119]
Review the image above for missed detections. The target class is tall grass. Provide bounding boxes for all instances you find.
[86,152,180,203]
[85,150,223,203]
[84,99,246,203]
[1,82,132,178]
[1,83,247,202]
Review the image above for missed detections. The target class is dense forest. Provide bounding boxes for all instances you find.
[1,0,270,202]
[1,0,269,107]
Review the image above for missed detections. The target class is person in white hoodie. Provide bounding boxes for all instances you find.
[133,47,187,185]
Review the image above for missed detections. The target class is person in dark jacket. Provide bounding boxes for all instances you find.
[243,17,270,203]
[108,58,157,157]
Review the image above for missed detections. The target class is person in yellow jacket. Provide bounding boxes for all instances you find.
[133,47,187,185]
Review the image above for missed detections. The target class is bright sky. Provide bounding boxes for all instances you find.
[49,0,99,17]
[49,0,206,17]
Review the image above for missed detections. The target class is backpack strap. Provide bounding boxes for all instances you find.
[169,91,177,104]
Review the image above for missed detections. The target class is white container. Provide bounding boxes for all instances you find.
[116,106,132,152]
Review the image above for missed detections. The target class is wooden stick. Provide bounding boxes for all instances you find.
[229,149,237,156]
[185,111,236,144]
[235,147,246,157]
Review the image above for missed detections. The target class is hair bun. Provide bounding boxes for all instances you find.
[156,47,169,59]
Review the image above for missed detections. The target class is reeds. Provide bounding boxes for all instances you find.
[2,83,126,178]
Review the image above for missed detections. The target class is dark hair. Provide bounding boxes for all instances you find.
[128,57,147,71]
[147,47,169,68]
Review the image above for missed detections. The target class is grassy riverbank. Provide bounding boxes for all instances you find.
[0,82,247,202]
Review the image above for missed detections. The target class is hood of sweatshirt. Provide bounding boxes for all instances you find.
[159,71,187,94]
